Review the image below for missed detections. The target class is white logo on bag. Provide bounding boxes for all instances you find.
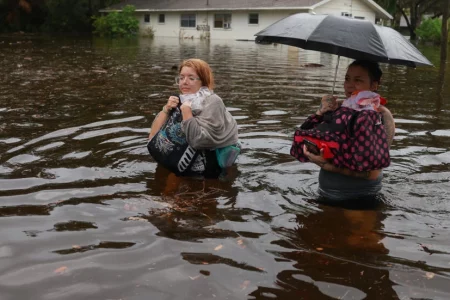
[177,146,197,172]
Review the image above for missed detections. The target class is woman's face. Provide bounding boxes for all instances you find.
[344,65,379,98]
[178,66,203,94]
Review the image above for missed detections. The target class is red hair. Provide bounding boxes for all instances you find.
[179,58,215,90]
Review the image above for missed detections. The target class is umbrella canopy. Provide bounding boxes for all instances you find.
[255,13,432,68]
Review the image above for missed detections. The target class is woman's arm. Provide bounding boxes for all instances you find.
[148,109,169,140]
[148,96,180,139]
[378,106,395,147]
[303,145,381,180]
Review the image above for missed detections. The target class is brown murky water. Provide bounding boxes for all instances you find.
[0,35,450,300]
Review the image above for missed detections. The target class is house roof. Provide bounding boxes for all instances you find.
[101,0,323,11]
[311,0,392,19]
[101,0,392,20]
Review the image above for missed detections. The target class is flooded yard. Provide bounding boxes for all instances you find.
[0,35,449,299]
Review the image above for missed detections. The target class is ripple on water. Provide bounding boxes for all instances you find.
[0,138,21,144]
[226,107,241,112]
[256,120,281,124]
[107,111,126,115]
[0,165,14,175]
[100,136,142,144]
[6,154,41,165]
[11,122,43,128]
[62,151,91,159]
[35,142,65,152]
[0,37,449,300]
[395,118,428,124]
[262,110,288,116]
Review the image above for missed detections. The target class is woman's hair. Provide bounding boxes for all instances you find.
[178,58,215,90]
[348,60,382,83]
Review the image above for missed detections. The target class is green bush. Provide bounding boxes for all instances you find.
[416,18,444,44]
[93,5,139,37]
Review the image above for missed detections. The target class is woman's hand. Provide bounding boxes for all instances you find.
[317,95,338,115]
[180,101,193,121]
[165,96,180,112]
[148,96,179,140]
[303,145,380,180]
[303,145,328,168]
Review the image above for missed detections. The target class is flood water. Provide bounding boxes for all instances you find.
[0,35,449,300]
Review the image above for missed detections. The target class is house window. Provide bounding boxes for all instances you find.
[341,12,352,17]
[354,16,365,20]
[159,14,165,24]
[214,14,232,29]
[181,14,196,28]
[144,14,150,23]
[249,13,259,25]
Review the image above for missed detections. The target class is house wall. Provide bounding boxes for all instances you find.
[136,10,306,40]
[313,0,376,23]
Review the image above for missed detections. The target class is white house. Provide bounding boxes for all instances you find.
[100,0,393,40]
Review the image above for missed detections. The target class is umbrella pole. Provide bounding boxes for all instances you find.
[331,55,340,95]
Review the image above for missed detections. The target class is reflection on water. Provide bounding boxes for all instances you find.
[0,35,449,299]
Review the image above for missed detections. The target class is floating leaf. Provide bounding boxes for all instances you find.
[128,216,146,221]
[54,266,68,274]
[240,280,250,290]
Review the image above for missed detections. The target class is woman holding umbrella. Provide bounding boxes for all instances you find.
[256,13,431,202]
[297,60,395,203]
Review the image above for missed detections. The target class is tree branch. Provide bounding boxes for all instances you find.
[397,4,412,29]
[420,0,441,14]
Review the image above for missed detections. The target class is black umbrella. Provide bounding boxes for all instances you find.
[255,13,432,92]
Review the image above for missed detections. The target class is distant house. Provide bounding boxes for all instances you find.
[100,0,393,40]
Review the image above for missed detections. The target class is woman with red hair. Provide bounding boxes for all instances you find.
[148,58,239,178]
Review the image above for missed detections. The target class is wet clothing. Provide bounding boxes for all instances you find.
[148,92,238,178]
[182,93,238,149]
[318,169,383,202]
[291,103,390,202]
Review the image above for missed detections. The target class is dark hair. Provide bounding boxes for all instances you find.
[348,60,382,83]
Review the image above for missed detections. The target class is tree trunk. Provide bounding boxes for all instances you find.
[410,2,418,40]
[438,0,449,97]
[398,4,415,38]
[441,0,449,63]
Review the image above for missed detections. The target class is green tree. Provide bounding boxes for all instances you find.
[92,5,139,37]
[416,17,443,43]
[0,0,123,33]
[375,0,447,40]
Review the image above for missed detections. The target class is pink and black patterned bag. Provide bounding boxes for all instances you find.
[291,107,390,172]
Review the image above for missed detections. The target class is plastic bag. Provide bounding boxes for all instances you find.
[215,144,241,168]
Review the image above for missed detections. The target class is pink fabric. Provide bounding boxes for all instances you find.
[341,90,381,111]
